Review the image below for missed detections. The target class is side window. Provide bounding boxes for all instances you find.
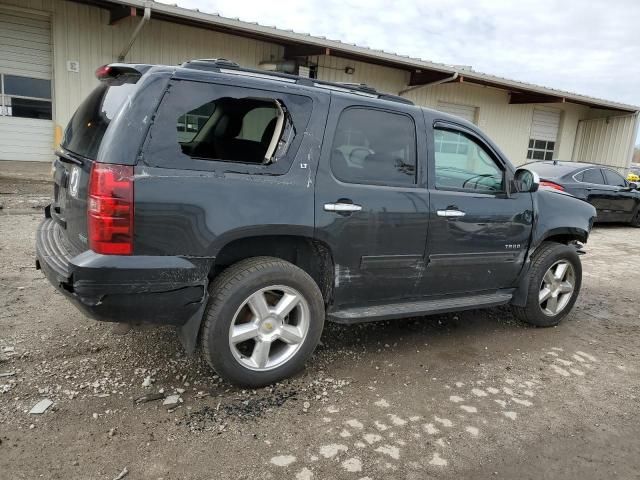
[603,169,627,187]
[145,80,312,173]
[581,168,605,184]
[433,129,504,192]
[330,108,416,186]
[178,98,285,163]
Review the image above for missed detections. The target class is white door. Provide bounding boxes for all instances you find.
[437,101,477,124]
[526,108,560,161]
[0,8,53,162]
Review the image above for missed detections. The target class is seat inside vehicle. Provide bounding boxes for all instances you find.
[178,97,282,164]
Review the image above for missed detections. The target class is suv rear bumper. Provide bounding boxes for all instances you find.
[35,217,212,326]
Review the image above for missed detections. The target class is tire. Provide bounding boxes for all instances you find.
[201,256,325,387]
[512,242,582,327]
[630,206,640,227]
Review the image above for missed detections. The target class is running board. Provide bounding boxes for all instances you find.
[328,292,513,324]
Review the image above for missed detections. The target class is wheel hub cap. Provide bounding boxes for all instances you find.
[539,260,576,316]
[228,285,310,371]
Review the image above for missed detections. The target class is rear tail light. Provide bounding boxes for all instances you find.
[540,180,565,191]
[88,163,134,255]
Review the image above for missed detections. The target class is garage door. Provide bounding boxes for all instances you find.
[437,101,477,124]
[0,9,53,162]
[526,108,561,161]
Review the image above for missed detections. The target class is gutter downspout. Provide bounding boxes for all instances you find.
[398,72,459,96]
[117,4,151,62]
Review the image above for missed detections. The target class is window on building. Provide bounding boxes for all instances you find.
[580,168,605,185]
[527,108,560,161]
[434,128,504,192]
[603,168,627,187]
[0,74,52,120]
[330,107,417,186]
[526,139,555,161]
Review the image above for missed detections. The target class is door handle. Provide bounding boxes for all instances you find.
[324,202,363,213]
[437,209,466,217]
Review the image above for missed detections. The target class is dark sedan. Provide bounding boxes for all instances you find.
[524,161,640,227]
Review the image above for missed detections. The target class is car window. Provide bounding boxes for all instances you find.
[580,168,605,184]
[144,80,312,173]
[603,169,627,187]
[330,108,417,186]
[433,129,504,192]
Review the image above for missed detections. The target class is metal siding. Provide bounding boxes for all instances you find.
[46,0,284,132]
[573,114,637,171]
[311,54,408,94]
[436,101,477,123]
[406,82,588,165]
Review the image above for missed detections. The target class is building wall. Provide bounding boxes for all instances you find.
[572,113,640,172]
[405,82,590,165]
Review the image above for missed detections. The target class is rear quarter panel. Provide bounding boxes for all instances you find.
[133,83,330,257]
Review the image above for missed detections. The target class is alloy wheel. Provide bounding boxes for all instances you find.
[539,260,575,316]
[228,285,310,371]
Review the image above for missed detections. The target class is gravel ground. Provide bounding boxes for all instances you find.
[1,175,639,480]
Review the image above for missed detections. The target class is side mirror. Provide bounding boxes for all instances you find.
[513,168,540,193]
[629,182,639,190]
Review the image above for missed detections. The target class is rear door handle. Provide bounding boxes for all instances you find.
[324,202,363,213]
[437,209,466,217]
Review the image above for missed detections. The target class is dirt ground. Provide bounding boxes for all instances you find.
[1,166,639,480]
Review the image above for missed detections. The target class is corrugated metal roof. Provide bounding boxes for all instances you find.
[107,0,639,113]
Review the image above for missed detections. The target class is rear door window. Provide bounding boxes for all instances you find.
[62,82,137,159]
[330,107,416,186]
[581,168,605,185]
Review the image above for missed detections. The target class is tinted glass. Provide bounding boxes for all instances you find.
[603,169,626,187]
[330,108,416,186]
[62,83,137,159]
[4,75,51,99]
[581,168,605,184]
[434,129,503,192]
[9,98,52,119]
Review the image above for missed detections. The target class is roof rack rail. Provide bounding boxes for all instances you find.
[181,58,241,71]
[179,59,414,105]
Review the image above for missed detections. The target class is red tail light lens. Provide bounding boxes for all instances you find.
[88,163,134,255]
[540,180,565,191]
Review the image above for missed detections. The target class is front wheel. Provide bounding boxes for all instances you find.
[512,242,582,327]
[630,206,640,227]
[201,257,325,387]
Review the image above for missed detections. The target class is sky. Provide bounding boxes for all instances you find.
[159,0,640,144]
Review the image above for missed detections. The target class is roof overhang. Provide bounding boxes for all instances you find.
[73,0,640,114]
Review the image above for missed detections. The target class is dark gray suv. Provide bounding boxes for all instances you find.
[36,59,596,386]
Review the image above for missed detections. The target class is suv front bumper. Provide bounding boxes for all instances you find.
[35,217,212,326]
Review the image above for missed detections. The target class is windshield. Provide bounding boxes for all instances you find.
[62,82,137,159]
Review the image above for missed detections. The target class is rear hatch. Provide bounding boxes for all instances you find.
[51,71,140,254]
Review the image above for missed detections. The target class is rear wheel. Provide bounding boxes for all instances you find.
[202,257,325,387]
[512,242,582,327]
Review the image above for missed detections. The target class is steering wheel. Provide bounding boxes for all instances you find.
[349,147,372,164]
[462,174,498,191]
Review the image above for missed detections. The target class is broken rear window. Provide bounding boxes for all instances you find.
[145,80,311,173]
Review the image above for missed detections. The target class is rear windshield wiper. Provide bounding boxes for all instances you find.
[55,149,84,166]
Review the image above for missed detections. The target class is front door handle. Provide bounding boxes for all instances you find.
[324,202,363,213]
[437,209,466,217]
